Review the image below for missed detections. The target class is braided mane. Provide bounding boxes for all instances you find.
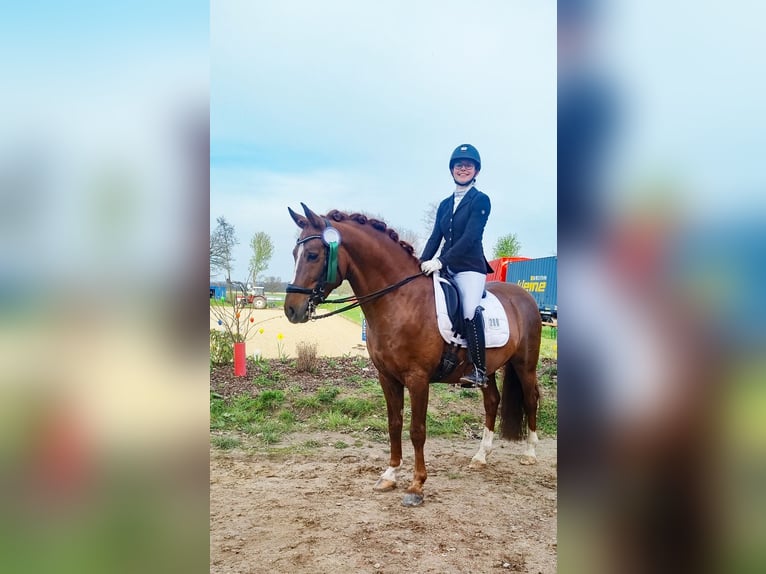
[325,209,418,258]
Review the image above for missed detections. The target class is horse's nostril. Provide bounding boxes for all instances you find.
[286,305,302,323]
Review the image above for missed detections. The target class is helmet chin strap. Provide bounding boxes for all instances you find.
[453,176,476,187]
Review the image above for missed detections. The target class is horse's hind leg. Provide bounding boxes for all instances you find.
[515,359,541,465]
[374,375,404,492]
[470,372,500,469]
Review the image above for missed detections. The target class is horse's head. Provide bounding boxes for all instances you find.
[284,203,345,323]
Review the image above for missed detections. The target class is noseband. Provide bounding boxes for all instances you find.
[285,220,341,308]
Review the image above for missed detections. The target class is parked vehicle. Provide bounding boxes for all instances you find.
[210,281,268,309]
[504,256,557,323]
[235,285,268,309]
[486,256,530,283]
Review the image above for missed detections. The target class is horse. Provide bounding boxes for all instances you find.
[284,203,542,507]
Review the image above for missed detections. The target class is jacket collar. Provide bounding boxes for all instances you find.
[453,185,478,214]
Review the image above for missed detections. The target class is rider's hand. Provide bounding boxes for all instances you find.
[420,258,442,275]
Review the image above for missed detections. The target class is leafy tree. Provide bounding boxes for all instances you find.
[248,231,274,285]
[210,216,238,281]
[492,233,522,258]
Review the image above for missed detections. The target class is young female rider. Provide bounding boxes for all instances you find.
[420,144,494,387]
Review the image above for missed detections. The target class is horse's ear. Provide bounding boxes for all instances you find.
[288,206,307,228]
[301,203,323,228]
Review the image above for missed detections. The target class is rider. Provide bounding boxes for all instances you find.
[420,144,494,387]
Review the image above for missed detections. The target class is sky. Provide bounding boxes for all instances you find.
[210,0,557,282]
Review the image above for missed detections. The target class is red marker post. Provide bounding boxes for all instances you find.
[234,342,247,376]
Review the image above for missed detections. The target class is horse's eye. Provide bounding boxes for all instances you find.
[307,252,319,262]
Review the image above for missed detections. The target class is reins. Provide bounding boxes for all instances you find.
[309,271,424,320]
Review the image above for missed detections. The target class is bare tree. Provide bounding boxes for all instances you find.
[357,210,424,255]
[396,227,423,256]
[248,231,274,285]
[210,216,238,281]
[261,276,286,292]
[421,201,439,238]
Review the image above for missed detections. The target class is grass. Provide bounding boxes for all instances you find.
[539,336,557,361]
[536,396,557,437]
[210,355,557,448]
[426,411,482,436]
[211,435,241,450]
[316,303,365,325]
[316,386,341,403]
[538,361,557,390]
[541,324,558,340]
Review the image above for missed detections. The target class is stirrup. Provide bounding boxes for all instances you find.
[459,367,487,388]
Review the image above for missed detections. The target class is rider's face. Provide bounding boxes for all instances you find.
[452,161,476,185]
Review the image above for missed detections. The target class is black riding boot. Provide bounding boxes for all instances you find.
[460,309,488,388]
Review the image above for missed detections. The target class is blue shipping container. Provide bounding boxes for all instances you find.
[210,285,227,299]
[504,256,557,319]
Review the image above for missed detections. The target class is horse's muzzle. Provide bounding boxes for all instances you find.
[284,297,311,324]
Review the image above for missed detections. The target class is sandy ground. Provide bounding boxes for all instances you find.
[210,432,557,573]
[210,305,557,572]
[210,308,368,360]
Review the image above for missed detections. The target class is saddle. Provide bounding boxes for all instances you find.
[429,271,510,382]
[437,271,467,339]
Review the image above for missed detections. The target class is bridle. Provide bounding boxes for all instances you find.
[285,218,341,307]
[285,219,424,320]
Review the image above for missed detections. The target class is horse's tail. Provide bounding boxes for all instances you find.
[499,362,526,441]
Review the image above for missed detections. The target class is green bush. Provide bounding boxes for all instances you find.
[210,329,235,365]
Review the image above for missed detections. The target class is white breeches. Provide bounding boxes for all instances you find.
[452,271,486,320]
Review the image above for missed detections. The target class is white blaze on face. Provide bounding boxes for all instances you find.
[291,244,304,284]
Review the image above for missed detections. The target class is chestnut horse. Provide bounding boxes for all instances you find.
[284,204,542,507]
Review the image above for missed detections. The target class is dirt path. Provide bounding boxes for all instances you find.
[210,432,557,573]
[211,308,368,360]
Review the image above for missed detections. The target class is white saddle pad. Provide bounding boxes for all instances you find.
[432,272,510,348]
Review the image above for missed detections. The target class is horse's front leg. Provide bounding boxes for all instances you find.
[402,380,430,507]
[374,375,404,492]
[470,372,500,469]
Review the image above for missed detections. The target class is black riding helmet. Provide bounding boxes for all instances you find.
[449,144,481,172]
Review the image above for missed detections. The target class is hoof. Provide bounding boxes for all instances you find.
[401,493,424,507]
[373,478,396,492]
[469,458,487,469]
[519,454,538,465]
